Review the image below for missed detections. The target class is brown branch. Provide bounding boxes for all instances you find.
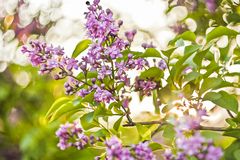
[122,120,228,132]
[122,121,165,127]
[121,106,134,125]
[227,109,234,118]
[198,126,228,132]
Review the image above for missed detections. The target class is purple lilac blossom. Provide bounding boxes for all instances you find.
[22,0,152,107]
[85,0,118,43]
[141,42,156,49]
[21,41,78,76]
[104,137,155,160]
[94,87,114,103]
[135,78,157,96]
[125,29,137,42]
[205,0,216,13]
[205,145,223,160]
[134,142,156,160]
[164,110,223,160]
[158,59,167,70]
[105,137,134,160]
[56,121,91,150]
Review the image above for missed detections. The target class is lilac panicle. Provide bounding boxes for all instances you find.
[134,142,156,160]
[103,137,155,160]
[105,137,134,160]
[94,87,114,103]
[21,41,79,76]
[164,110,223,160]
[135,77,157,96]
[56,121,92,150]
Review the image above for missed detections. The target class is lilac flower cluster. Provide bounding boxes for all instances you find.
[98,137,155,160]
[134,142,156,160]
[21,41,77,76]
[135,77,157,96]
[75,0,157,103]
[22,0,163,105]
[56,121,94,150]
[164,110,223,160]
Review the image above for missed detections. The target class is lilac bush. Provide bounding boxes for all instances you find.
[21,0,240,159]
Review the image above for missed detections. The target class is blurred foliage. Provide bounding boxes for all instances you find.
[0,64,100,160]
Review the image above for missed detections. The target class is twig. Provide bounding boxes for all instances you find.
[198,126,227,132]
[121,106,134,125]
[227,109,234,118]
[123,120,164,127]
[122,120,228,132]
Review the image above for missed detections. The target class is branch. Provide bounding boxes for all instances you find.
[198,126,228,132]
[121,106,134,125]
[122,120,165,127]
[122,120,228,132]
[227,109,234,118]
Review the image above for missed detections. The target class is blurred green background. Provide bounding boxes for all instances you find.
[0,64,101,160]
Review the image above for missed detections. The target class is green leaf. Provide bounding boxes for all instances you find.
[206,26,238,42]
[49,101,84,122]
[169,31,196,45]
[80,112,98,130]
[77,71,97,80]
[234,149,240,160]
[171,45,201,83]
[189,157,198,160]
[81,91,95,103]
[203,61,220,78]
[139,67,164,80]
[45,97,71,120]
[113,116,123,131]
[162,124,175,139]
[136,124,151,140]
[120,127,139,145]
[148,142,162,151]
[219,42,230,61]
[224,140,240,160]
[193,49,209,67]
[234,47,240,56]
[175,39,185,47]
[224,129,240,139]
[182,82,196,99]
[135,48,161,58]
[72,39,92,58]
[92,128,110,137]
[203,91,238,113]
[183,71,201,82]
[226,118,238,128]
[184,45,201,54]
[161,47,176,58]
[200,77,232,94]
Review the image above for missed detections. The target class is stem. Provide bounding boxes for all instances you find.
[121,106,134,125]
[165,58,178,89]
[122,120,164,127]
[198,126,227,132]
[227,109,234,118]
[122,120,228,132]
[110,59,115,84]
[68,74,92,86]
[59,67,92,86]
